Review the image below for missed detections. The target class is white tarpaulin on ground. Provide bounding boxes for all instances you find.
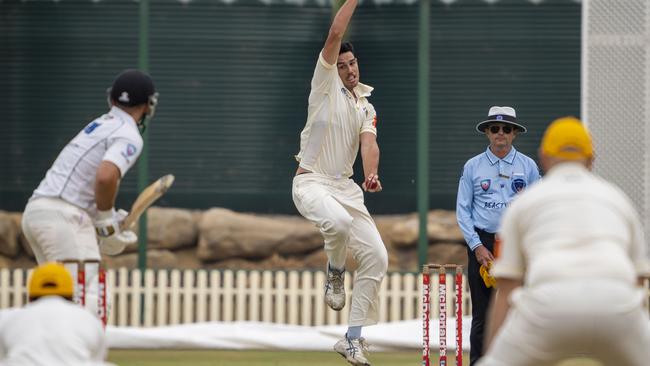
[107,318,472,351]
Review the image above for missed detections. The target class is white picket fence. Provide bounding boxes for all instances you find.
[0,268,471,327]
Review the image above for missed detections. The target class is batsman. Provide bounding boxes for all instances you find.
[291,0,387,364]
[21,69,159,310]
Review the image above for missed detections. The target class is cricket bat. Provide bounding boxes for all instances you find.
[121,174,175,230]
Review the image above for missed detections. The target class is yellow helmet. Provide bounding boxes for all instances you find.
[28,262,74,300]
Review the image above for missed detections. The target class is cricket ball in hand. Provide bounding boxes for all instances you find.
[365,177,378,190]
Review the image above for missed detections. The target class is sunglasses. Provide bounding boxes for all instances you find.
[489,125,513,134]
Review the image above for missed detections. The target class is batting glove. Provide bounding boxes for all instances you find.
[99,231,137,255]
[94,208,130,236]
[95,208,137,255]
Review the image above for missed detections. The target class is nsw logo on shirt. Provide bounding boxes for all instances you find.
[511,178,526,193]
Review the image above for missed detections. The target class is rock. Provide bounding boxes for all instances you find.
[103,250,178,269]
[390,242,468,272]
[383,211,464,249]
[300,249,328,270]
[197,208,321,261]
[2,208,469,274]
[427,210,464,243]
[108,248,202,270]
[20,237,34,259]
[0,255,11,268]
[172,248,203,269]
[272,216,322,256]
[374,214,411,248]
[0,211,20,258]
[387,213,419,248]
[5,255,36,269]
[124,207,199,253]
[8,213,30,258]
[427,242,468,266]
[206,253,302,271]
[13,211,34,259]
[145,207,198,250]
[203,247,405,273]
[301,247,399,272]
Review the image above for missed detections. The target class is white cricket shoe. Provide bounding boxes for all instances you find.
[334,335,371,366]
[325,264,345,311]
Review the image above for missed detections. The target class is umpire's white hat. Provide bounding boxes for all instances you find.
[475,106,528,133]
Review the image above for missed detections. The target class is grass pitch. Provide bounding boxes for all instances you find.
[108,349,601,366]
[108,349,453,366]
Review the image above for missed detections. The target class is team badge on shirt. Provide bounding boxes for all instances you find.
[511,178,526,193]
[480,179,491,191]
[121,144,137,162]
[126,144,137,156]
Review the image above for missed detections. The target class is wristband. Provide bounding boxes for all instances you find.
[96,208,116,221]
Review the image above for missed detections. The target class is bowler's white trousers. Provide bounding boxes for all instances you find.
[292,173,388,326]
[479,280,650,366]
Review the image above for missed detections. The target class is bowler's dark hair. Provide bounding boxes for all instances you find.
[339,42,355,56]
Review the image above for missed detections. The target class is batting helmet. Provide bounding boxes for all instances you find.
[28,262,74,301]
[109,69,157,107]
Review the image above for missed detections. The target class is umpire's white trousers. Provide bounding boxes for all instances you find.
[479,280,650,366]
[292,173,388,327]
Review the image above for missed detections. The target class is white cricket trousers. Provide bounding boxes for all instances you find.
[22,197,100,263]
[479,280,650,366]
[22,197,107,316]
[292,173,388,327]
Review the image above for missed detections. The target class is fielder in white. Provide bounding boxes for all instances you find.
[0,262,112,366]
[480,117,650,366]
[292,1,387,364]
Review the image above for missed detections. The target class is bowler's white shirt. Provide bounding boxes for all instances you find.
[0,297,108,366]
[31,107,143,216]
[494,163,650,292]
[295,52,377,179]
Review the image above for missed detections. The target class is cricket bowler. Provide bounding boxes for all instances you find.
[291,0,387,364]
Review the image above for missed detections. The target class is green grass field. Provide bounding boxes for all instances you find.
[107,350,458,366]
[107,350,601,366]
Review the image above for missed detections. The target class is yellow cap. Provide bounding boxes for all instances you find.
[28,262,74,300]
[541,117,593,160]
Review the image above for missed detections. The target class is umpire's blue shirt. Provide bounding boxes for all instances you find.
[456,146,541,251]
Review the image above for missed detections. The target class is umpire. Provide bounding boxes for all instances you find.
[456,106,540,365]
